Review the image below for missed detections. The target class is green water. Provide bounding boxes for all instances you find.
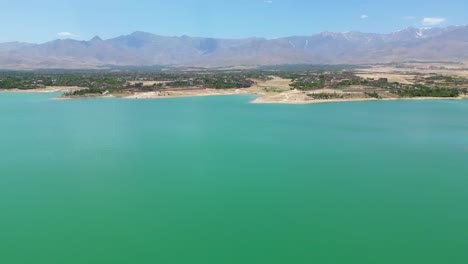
[1,93,468,264]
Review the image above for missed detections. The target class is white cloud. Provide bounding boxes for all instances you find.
[422,17,446,26]
[57,32,78,38]
[361,15,369,19]
[263,0,273,4]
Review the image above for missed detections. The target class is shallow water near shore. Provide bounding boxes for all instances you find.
[1,93,468,264]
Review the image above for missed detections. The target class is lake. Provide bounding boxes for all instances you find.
[1,93,468,264]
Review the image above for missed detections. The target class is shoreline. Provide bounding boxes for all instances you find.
[251,95,468,104]
[2,87,467,105]
[0,87,83,93]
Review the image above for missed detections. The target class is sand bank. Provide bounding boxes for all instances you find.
[0,86,83,93]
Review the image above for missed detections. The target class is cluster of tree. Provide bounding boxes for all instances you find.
[335,78,396,89]
[365,91,381,99]
[307,93,343,99]
[2,70,466,99]
[423,75,468,86]
[64,88,104,96]
[0,75,34,89]
[289,74,327,90]
[290,81,325,90]
[130,71,268,83]
[288,71,360,90]
[151,75,255,89]
[0,71,126,89]
[200,78,254,89]
[397,84,460,97]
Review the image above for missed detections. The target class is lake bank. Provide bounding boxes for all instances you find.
[2,81,467,105]
[0,86,82,93]
[53,88,468,104]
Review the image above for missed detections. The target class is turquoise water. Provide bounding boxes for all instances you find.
[1,93,468,264]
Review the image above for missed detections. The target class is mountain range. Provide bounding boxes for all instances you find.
[1,25,468,69]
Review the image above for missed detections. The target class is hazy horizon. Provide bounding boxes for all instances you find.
[3,24,468,45]
[1,0,467,43]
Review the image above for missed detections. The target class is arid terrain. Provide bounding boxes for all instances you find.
[109,63,468,104]
[1,62,467,104]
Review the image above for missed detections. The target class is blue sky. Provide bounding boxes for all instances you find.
[0,0,466,43]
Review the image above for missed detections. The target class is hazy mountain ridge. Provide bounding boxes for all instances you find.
[1,25,467,69]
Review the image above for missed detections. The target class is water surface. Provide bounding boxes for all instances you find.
[1,93,468,264]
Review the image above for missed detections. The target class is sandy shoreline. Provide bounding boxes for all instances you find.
[122,88,256,99]
[60,90,467,104]
[2,85,467,105]
[252,94,468,104]
[0,86,83,93]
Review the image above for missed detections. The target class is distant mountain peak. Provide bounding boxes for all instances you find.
[0,25,467,69]
[90,36,103,42]
[130,31,154,37]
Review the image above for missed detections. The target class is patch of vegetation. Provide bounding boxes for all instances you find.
[0,71,126,89]
[398,84,460,97]
[1,69,466,100]
[64,88,104,96]
[290,81,325,90]
[262,87,283,93]
[307,93,343,100]
[365,91,381,99]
